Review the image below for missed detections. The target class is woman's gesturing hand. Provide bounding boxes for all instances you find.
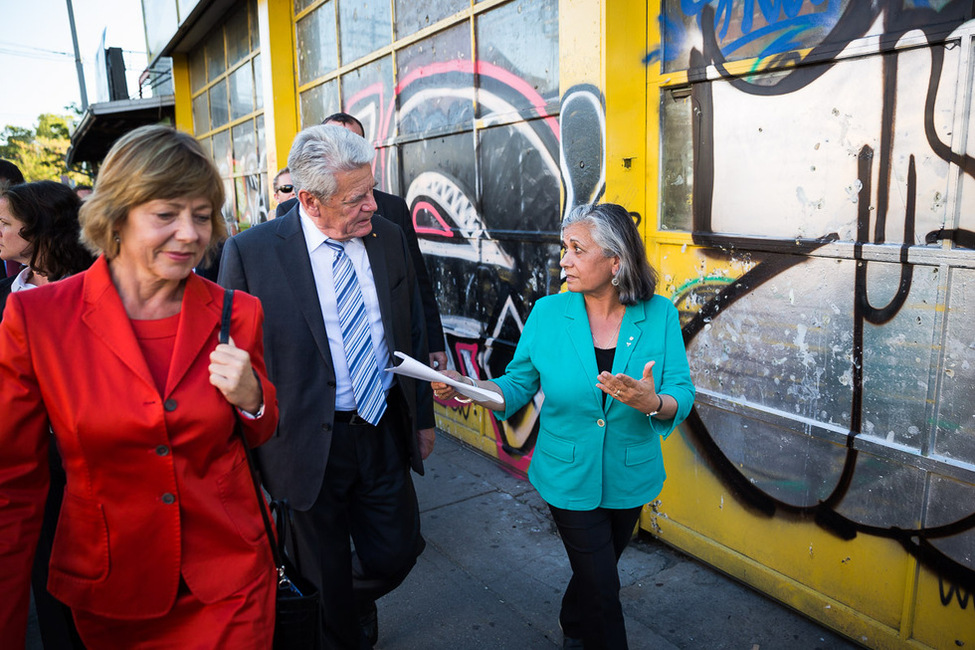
[597,360,660,415]
[209,336,263,414]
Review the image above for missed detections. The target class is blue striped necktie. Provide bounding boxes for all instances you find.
[325,240,387,425]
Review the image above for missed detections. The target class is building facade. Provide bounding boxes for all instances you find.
[144,1,975,647]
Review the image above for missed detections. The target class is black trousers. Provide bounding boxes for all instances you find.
[289,394,424,650]
[549,504,643,650]
[31,440,85,649]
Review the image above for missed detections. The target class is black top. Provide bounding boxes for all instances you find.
[594,346,615,407]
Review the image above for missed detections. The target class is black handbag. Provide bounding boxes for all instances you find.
[221,289,322,650]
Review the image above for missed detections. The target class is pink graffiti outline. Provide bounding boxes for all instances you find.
[396,59,560,138]
[411,200,455,237]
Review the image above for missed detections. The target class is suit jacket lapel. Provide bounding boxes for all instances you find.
[80,256,159,394]
[362,221,397,357]
[273,213,333,364]
[165,274,219,397]
[564,293,604,408]
[609,301,646,411]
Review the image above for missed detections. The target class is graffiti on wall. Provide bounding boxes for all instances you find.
[345,59,578,473]
[656,0,975,595]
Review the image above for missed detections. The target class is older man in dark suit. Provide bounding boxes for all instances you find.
[218,124,435,649]
[277,113,447,373]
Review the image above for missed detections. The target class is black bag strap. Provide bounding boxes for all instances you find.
[221,289,288,578]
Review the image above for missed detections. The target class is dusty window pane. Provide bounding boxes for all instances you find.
[209,78,229,129]
[256,114,265,169]
[394,0,467,39]
[189,48,207,92]
[339,0,391,65]
[192,92,209,135]
[695,403,849,508]
[212,129,232,177]
[685,256,855,428]
[478,120,560,236]
[478,120,562,309]
[236,175,262,228]
[660,87,693,231]
[341,55,393,142]
[374,144,399,196]
[295,0,315,13]
[232,120,257,175]
[197,136,211,159]
[396,23,473,136]
[297,2,338,84]
[229,63,255,121]
[300,80,340,128]
[225,4,250,67]
[222,178,237,228]
[937,268,975,464]
[475,0,558,115]
[253,55,264,110]
[206,28,226,81]
[700,49,953,242]
[859,263,941,451]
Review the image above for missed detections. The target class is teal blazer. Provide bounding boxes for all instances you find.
[492,292,695,510]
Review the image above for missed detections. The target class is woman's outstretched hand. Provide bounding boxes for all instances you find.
[597,360,660,415]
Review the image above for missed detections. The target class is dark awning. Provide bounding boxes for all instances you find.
[66,95,176,167]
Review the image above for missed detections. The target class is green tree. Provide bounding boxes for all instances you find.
[0,112,89,184]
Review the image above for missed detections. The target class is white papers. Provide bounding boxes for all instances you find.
[386,351,504,404]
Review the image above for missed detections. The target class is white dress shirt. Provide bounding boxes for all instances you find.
[299,205,393,412]
[10,266,37,293]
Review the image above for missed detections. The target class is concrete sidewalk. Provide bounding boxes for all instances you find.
[372,433,858,649]
[28,432,858,649]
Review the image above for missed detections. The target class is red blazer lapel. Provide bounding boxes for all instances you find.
[167,274,220,397]
[81,257,157,394]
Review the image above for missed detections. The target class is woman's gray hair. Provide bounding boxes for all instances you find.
[287,124,375,200]
[562,203,658,305]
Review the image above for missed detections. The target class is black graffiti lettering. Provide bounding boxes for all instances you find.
[668,0,975,593]
[939,577,973,610]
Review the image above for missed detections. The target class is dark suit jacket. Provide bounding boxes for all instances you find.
[217,207,434,511]
[277,191,444,353]
[0,276,14,317]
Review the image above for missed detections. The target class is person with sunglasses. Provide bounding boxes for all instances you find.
[273,168,295,207]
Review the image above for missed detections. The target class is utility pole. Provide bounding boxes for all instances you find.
[65,0,88,110]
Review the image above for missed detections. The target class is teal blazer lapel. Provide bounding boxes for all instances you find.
[564,293,604,408]
[609,301,647,411]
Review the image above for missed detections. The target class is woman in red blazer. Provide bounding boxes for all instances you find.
[0,125,279,648]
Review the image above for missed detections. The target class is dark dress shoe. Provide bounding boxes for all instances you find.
[563,636,585,649]
[358,600,378,647]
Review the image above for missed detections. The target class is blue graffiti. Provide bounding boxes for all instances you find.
[663,0,843,63]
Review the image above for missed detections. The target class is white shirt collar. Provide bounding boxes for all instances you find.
[298,203,364,255]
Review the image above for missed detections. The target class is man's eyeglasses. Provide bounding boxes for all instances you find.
[275,184,294,194]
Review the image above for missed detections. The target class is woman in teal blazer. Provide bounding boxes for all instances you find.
[434,203,694,649]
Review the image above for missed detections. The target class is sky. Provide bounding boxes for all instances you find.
[0,0,148,131]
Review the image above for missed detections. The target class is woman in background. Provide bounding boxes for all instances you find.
[0,180,95,649]
[434,203,695,649]
[0,180,95,304]
[0,125,279,648]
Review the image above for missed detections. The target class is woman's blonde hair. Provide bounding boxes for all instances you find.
[80,125,227,261]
